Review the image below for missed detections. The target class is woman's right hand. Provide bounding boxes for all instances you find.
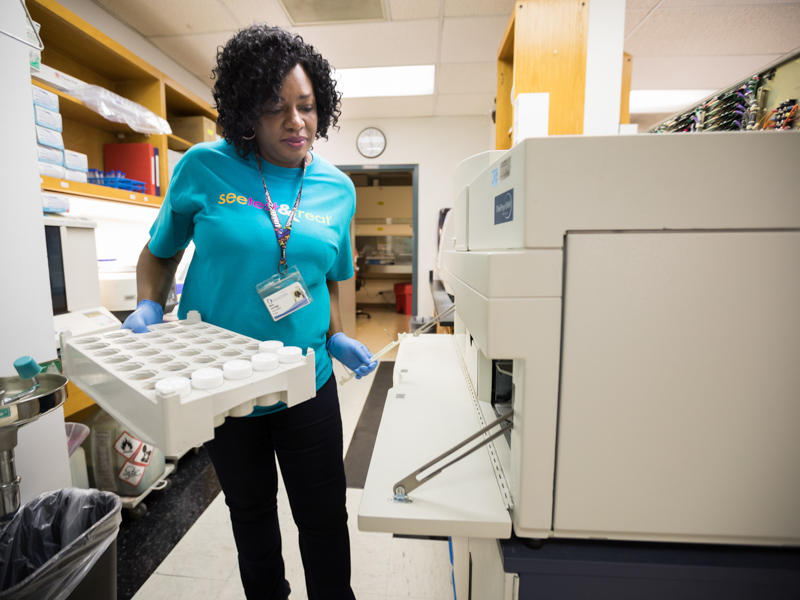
[121,299,164,333]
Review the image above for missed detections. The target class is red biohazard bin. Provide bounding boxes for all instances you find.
[394,282,412,315]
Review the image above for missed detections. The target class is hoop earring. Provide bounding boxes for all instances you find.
[243,128,256,141]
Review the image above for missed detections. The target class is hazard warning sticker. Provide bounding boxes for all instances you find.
[115,431,141,460]
[118,461,146,487]
[132,443,154,467]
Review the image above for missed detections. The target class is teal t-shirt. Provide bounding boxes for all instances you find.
[148,140,355,414]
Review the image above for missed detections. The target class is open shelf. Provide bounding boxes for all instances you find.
[27,0,218,209]
[167,134,193,152]
[41,176,162,208]
[355,223,413,236]
[32,81,137,135]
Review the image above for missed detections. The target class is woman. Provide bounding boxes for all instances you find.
[123,24,376,600]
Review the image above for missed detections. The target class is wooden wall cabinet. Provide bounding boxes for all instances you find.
[27,0,217,208]
[496,0,632,149]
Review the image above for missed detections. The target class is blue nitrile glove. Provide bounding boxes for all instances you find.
[121,300,163,333]
[326,332,377,379]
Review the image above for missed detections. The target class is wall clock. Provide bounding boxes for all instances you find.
[356,127,386,158]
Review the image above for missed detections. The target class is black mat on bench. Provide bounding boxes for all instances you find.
[344,361,394,489]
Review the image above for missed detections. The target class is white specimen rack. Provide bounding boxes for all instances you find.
[60,311,316,458]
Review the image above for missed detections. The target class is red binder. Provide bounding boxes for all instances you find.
[103,143,160,196]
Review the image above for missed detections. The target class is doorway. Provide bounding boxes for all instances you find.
[338,164,419,358]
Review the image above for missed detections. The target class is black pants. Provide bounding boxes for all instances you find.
[204,375,356,600]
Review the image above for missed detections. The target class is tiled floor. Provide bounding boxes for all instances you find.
[355,304,412,362]
[132,306,452,600]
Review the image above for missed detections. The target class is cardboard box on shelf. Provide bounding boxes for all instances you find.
[34,105,63,132]
[168,116,217,144]
[42,192,70,213]
[39,161,65,179]
[36,125,64,149]
[37,143,64,165]
[32,85,59,112]
[31,63,86,93]
[63,168,88,184]
[64,150,89,172]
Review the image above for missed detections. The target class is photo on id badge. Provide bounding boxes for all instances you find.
[256,267,313,321]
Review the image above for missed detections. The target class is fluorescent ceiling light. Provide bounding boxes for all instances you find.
[334,65,435,98]
[629,89,717,114]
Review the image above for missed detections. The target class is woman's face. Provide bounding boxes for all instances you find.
[254,64,318,168]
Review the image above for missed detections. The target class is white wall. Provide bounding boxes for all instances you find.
[315,116,495,317]
[1,0,71,504]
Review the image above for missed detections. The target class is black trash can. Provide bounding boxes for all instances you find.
[0,488,121,600]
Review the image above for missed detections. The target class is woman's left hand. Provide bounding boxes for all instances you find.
[326,333,377,378]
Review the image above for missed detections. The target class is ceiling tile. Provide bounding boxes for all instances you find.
[277,0,384,25]
[625,9,650,37]
[627,0,662,9]
[220,0,292,28]
[292,20,440,68]
[388,0,440,20]
[93,0,239,36]
[660,0,800,6]
[631,54,784,90]
[625,5,800,56]
[150,31,234,85]
[444,0,516,18]
[438,62,496,94]
[339,95,436,119]
[435,92,495,116]
[440,16,510,63]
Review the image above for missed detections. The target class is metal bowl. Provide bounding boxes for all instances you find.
[0,374,68,440]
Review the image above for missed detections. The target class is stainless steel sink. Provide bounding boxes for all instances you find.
[0,372,68,522]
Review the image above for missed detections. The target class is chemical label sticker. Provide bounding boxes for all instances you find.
[494,189,514,225]
[491,167,498,188]
[499,157,511,180]
[115,431,142,459]
[118,461,146,487]
[132,443,154,467]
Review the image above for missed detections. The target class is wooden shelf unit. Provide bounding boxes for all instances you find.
[27,0,217,208]
[355,223,413,237]
[40,176,162,207]
[496,1,631,149]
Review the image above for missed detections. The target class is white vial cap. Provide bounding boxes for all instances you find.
[252,353,279,371]
[277,346,303,364]
[191,367,224,390]
[223,359,253,380]
[155,377,191,399]
[259,340,284,354]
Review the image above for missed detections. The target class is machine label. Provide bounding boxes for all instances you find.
[491,168,498,187]
[499,157,511,180]
[494,189,514,224]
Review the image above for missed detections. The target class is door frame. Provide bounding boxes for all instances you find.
[337,163,419,316]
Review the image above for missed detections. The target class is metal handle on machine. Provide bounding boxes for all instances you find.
[392,411,512,502]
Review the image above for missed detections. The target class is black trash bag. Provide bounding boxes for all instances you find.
[0,488,121,600]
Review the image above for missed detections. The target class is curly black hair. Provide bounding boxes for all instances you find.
[211,24,341,158]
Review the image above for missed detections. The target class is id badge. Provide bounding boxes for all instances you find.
[255,266,313,321]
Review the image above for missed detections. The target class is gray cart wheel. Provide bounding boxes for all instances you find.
[127,502,147,519]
